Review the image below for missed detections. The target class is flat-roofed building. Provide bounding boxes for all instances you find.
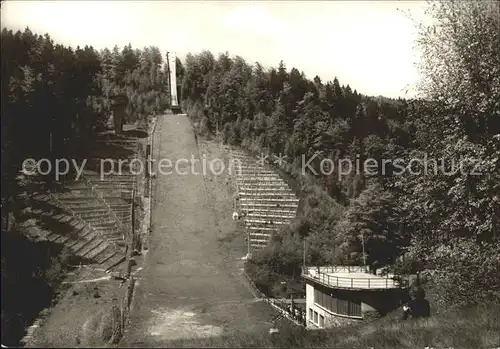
[302,266,410,329]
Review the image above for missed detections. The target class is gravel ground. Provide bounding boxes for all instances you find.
[27,267,127,347]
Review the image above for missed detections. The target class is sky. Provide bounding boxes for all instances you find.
[1,1,429,98]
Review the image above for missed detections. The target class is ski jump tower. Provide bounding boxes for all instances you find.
[167,51,181,113]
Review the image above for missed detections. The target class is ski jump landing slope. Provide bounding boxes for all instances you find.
[121,114,279,346]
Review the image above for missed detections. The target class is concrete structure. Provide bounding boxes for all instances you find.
[167,51,181,113]
[302,266,409,329]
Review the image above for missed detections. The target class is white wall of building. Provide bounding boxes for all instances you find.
[305,283,362,329]
[306,283,328,329]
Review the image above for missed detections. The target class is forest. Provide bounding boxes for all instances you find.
[1,1,499,339]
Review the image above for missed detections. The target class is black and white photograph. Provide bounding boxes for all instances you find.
[1,0,499,347]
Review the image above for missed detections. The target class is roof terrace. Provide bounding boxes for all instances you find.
[302,266,409,290]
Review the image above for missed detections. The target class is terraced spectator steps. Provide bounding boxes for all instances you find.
[229,148,299,250]
[238,184,291,191]
[239,193,297,199]
[87,158,140,175]
[239,186,293,191]
[57,195,132,221]
[51,193,131,243]
[33,193,125,270]
[29,172,137,271]
[237,175,283,179]
[246,212,296,219]
[84,175,135,198]
[236,174,287,180]
[239,197,299,204]
[239,180,290,185]
[95,139,138,145]
[236,168,277,175]
[83,173,136,184]
[235,170,283,174]
[80,172,135,227]
[239,207,297,217]
[239,190,288,195]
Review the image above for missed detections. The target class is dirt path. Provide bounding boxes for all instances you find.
[121,114,279,347]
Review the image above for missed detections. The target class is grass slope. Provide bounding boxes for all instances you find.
[170,302,500,348]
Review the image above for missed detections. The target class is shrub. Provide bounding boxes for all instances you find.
[424,239,500,309]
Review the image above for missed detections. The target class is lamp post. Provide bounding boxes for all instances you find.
[303,236,307,272]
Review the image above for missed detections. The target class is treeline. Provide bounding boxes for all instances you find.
[180,1,500,306]
[1,27,171,164]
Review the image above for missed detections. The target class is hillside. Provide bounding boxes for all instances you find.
[168,302,500,348]
[1,1,499,347]
[178,0,500,310]
[0,27,169,346]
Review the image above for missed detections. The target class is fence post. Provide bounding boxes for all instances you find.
[351,278,353,288]
[145,144,151,179]
[109,298,121,344]
[145,143,150,199]
[121,298,125,331]
[368,279,370,288]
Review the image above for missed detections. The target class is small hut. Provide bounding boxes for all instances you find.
[110,94,128,135]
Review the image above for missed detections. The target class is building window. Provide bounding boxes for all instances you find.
[319,315,325,328]
[349,299,361,317]
[314,311,318,324]
[313,288,361,317]
[309,308,313,321]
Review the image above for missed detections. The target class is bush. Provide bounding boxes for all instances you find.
[424,239,500,309]
[199,116,210,135]
[81,307,114,346]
